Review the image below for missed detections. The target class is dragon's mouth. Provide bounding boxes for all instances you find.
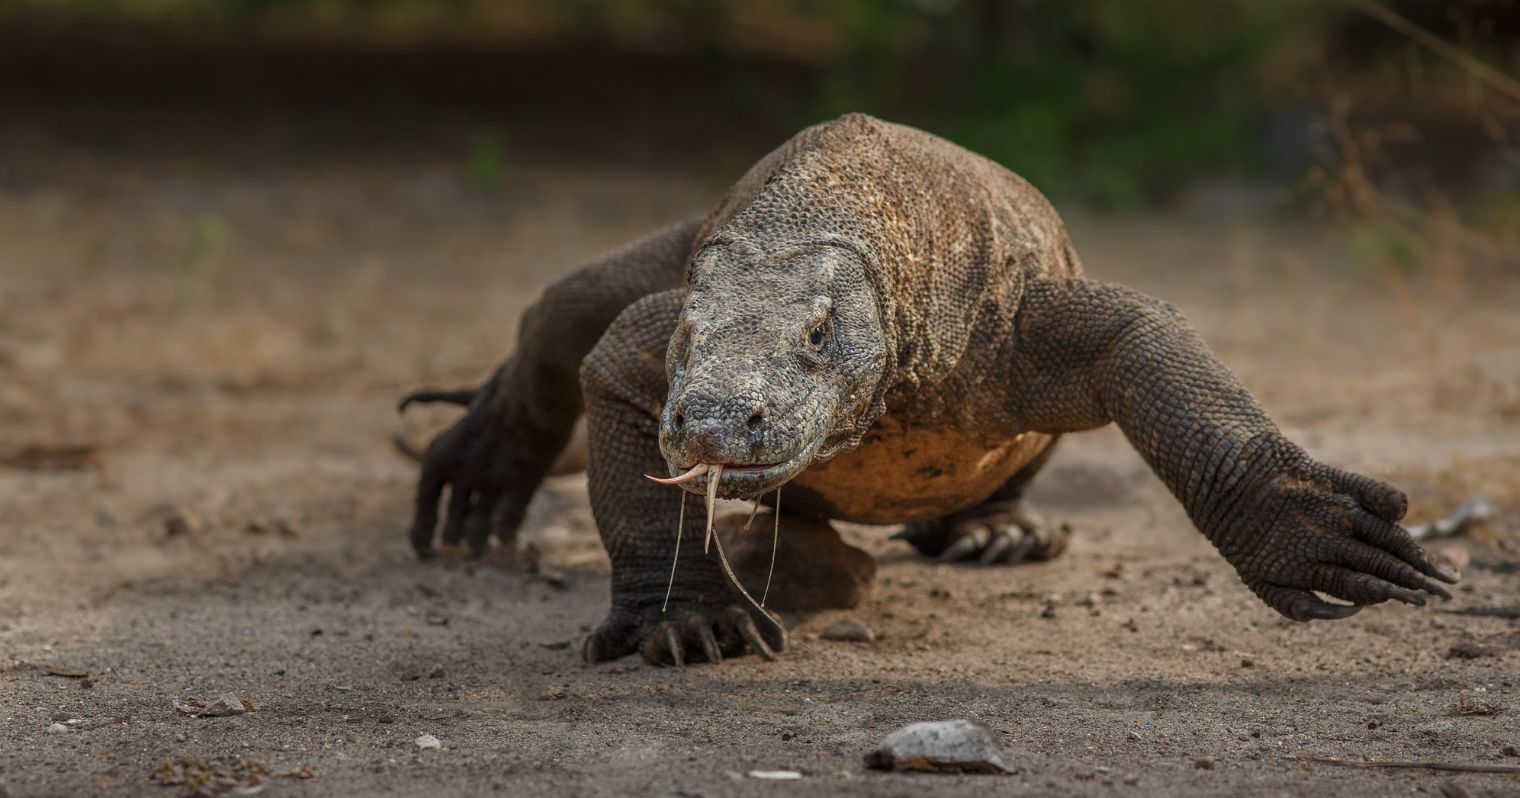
[649,444,816,500]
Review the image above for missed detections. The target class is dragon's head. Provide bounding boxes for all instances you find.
[655,241,888,499]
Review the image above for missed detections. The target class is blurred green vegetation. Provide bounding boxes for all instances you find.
[5,0,1516,210]
[794,1,1334,206]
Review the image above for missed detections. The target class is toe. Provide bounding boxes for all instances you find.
[938,526,992,562]
[979,530,1018,564]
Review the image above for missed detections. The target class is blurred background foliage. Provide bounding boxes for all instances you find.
[1,0,1516,217]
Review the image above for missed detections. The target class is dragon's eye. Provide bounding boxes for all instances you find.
[809,323,826,347]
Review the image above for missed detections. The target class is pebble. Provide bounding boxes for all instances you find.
[163,507,205,538]
[820,619,874,642]
[747,770,802,780]
[1435,542,1470,571]
[1194,756,1216,770]
[47,723,67,735]
[414,734,442,750]
[865,719,1011,774]
[1502,745,1518,757]
[176,693,249,718]
[1417,720,1455,737]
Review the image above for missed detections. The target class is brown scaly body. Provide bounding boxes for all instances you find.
[402,114,1457,666]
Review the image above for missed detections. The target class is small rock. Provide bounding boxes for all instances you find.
[1408,496,1495,541]
[747,770,802,780]
[1502,745,1518,757]
[162,507,205,538]
[50,710,74,722]
[174,693,250,718]
[536,566,569,589]
[428,666,445,679]
[865,719,1011,774]
[378,713,397,724]
[46,723,67,735]
[820,619,874,642]
[1440,781,1474,798]
[1457,694,1502,716]
[1435,543,1470,572]
[1448,640,1498,659]
[539,686,569,701]
[1194,756,1216,770]
[245,515,302,538]
[1417,720,1455,737]
[414,734,442,750]
[424,612,449,627]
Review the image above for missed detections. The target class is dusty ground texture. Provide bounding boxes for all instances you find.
[2,130,1519,797]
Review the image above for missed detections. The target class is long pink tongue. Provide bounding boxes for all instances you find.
[645,463,708,485]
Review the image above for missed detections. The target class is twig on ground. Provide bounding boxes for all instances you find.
[1302,755,1520,774]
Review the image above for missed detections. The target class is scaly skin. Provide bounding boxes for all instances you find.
[404,114,1457,666]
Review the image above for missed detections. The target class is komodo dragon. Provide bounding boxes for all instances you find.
[400,113,1458,666]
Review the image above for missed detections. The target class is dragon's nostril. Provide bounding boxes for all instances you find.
[747,411,764,429]
[673,412,685,429]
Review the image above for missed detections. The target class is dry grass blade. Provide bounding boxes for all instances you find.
[761,487,781,607]
[1344,0,1520,106]
[662,493,685,613]
[709,517,783,635]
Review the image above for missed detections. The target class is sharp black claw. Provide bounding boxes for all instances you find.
[583,636,604,664]
[938,528,989,563]
[1386,586,1426,606]
[664,625,685,668]
[699,629,723,664]
[738,617,778,661]
[398,388,477,414]
[1307,601,1363,620]
[979,531,1016,565]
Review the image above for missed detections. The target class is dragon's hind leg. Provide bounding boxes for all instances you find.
[893,437,1070,565]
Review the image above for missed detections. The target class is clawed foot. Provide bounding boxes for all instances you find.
[1221,455,1460,621]
[584,604,786,666]
[400,373,545,559]
[895,502,1069,565]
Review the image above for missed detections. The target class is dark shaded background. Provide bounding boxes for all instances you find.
[3,0,1517,217]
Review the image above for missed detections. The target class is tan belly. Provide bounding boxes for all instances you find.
[784,416,1052,525]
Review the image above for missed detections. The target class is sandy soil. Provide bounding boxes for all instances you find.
[1,134,1518,798]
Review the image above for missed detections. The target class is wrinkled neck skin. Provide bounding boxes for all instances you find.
[655,232,895,500]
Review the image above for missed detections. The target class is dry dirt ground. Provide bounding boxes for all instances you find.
[2,133,1519,798]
